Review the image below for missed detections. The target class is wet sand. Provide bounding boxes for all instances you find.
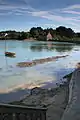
[17,55,69,67]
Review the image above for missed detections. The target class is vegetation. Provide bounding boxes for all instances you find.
[0,26,80,43]
[63,72,73,79]
[63,72,73,82]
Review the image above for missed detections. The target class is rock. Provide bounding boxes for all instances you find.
[30,87,43,95]
[17,55,69,67]
[76,62,80,68]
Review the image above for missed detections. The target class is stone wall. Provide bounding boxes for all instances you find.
[61,68,80,120]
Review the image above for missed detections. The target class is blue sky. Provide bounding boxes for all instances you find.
[0,0,80,32]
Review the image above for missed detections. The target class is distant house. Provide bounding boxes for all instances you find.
[47,32,53,40]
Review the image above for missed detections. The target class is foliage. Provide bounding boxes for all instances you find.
[0,26,80,41]
[18,32,29,40]
[56,26,74,38]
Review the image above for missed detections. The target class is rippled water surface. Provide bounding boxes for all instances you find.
[0,40,80,102]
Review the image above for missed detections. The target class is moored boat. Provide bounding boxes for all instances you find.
[5,52,16,57]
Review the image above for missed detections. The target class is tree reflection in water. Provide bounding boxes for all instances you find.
[30,42,73,52]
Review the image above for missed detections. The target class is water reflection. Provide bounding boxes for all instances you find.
[30,45,43,52]
[30,42,74,52]
[54,45,73,52]
[0,40,79,103]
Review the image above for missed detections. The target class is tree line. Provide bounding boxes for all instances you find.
[0,26,80,41]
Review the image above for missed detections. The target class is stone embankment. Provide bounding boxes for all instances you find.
[61,66,80,120]
[17,55,68,67]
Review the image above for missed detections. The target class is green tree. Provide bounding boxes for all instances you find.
[56,26,74,38]
[18,32,28,40]
[30,27,43,38]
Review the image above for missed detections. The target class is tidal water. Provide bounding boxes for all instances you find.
[0,40,80,103]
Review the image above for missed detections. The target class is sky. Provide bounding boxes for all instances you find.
[0,0,80,32]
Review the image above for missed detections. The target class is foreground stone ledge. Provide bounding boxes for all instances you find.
[61,68,80,120]
[0,103,47,120]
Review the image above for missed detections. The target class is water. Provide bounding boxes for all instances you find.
[0,40,80,103]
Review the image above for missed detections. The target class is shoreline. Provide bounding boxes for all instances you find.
[10,72,72,120]
[0,39,80,44]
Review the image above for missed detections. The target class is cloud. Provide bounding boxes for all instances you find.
[28,11,49,16]
[0,0,33,12]
[0,0,27,5]
[28,10,80,22]
[60,4,80,16]
[0,1,35,16]
[64,4,80,10]
[63,10,80,15]
[0,11,12,15]
[0,1,80,32]
[27,7,80,32]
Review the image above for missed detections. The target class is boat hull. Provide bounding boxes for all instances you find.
[5,52,16,57]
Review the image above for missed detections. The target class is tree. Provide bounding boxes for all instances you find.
[30,27,43,38]
[76,33,80,37]
[30,27,37,38]
[18,32,28,40]
[56,26,74,38]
